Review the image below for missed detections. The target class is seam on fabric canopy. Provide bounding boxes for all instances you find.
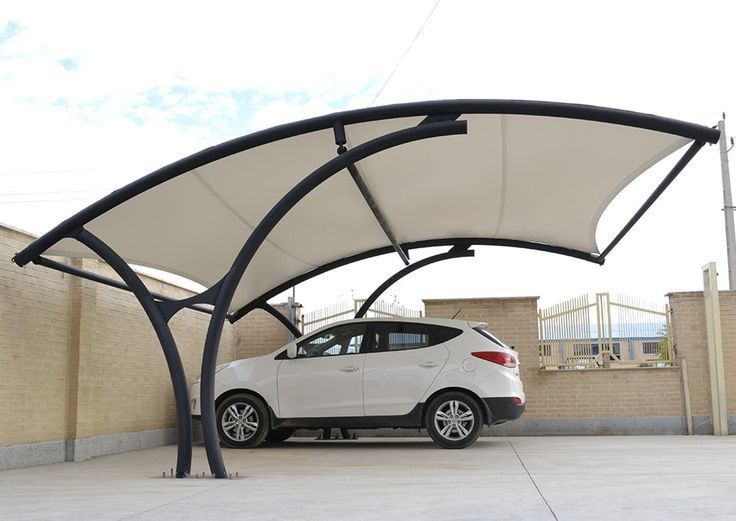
[588,136,690,253]
[192,169,317,268]
[492,115,509,238]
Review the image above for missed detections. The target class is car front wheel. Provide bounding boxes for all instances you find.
[426,392,483,449]
[216,393,270,448]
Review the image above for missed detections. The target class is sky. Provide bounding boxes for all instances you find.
[1,0,735,315]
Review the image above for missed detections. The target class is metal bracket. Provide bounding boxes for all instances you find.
[157,280,223,323]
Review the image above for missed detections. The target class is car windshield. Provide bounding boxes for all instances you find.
[473,327,510,349]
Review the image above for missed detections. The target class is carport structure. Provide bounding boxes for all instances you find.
[12,100,719,478]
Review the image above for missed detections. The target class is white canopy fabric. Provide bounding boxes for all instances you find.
[16,101,719,314]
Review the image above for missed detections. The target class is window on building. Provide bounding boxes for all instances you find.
[642,341,659,355]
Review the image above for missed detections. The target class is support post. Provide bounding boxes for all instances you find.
[702,262,728,435]
[199,119,468,478]
[680,359,694,435]
[73,228,193,476]
[718,119,736,290]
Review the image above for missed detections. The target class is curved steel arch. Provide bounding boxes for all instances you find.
[228,236,601,324]
[354,246,475,319]
[12,100,720,268]
[72,228,193,477]
[200,119,469,477]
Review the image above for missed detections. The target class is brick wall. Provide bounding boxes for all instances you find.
[0,224,294,466]
[669,291,736,431]
[1,226,71,446]
[234,305,298,359]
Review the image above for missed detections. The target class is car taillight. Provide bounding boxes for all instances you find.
[513,397,523,405]
[471,351,517,368]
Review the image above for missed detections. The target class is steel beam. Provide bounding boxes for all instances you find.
[33,256,215,317]
[598,140,706,260]
[334,121,409,265]
[255,301,302,338]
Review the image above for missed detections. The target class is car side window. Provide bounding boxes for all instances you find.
[296,323,366,358]
[373,322,431,352]
[371,322,463,352]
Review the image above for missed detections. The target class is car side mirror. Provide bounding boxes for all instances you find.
[286,343,297,359]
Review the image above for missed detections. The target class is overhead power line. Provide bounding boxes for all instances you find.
[0,188,107,197]
[0,197,92,205]
[370,0,441,106]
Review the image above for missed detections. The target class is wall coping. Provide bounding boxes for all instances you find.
[423,296,540,303]
[667,290,736,297]
[538,366,680,374]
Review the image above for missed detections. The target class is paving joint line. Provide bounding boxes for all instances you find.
[507,438,559,521]
[115,478,236,521]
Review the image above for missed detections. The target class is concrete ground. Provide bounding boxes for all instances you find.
[1,436,734,521]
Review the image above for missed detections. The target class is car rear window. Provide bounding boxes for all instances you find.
[371,322,462,352]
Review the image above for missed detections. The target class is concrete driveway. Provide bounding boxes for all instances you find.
[1,436,734,520]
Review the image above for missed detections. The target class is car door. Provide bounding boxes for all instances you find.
[277,322,367,418]
[363,322,450,416]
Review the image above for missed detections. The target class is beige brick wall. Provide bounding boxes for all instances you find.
[669,291,736,417]
[234,305,298,359]
[0,224,293,447]
[424,297,685,422]
[1,226,71,446]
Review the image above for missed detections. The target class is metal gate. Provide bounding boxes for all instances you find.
[538,293,672,369]
[301,299,423,335]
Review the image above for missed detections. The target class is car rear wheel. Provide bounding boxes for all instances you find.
[216,393,270,448]
[426,392,482,449]
[266,427,294,443]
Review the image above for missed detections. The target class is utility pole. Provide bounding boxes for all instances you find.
[718,117,736,290]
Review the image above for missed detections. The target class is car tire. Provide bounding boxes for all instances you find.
[426,391,483,449]
[216,393,270,449]
[266,427,294,443]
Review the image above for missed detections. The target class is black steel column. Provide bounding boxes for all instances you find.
[74,228,193,477]
[199,119,468,478]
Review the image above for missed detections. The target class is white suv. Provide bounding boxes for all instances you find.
[190,317,525,449]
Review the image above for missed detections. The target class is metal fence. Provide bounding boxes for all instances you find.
[301,299,423,334]
[538,293,672,370]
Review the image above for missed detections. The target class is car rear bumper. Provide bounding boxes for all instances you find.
[483,397,525,425]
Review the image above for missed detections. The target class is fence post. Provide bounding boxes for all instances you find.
[665,303,674,363]
[702,262,728,435]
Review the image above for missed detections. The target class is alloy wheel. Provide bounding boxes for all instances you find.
[433,400,475,441]
[220,402,259,442]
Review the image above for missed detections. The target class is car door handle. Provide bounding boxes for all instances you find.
[418,361,439,368]
[339,366,360,372]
